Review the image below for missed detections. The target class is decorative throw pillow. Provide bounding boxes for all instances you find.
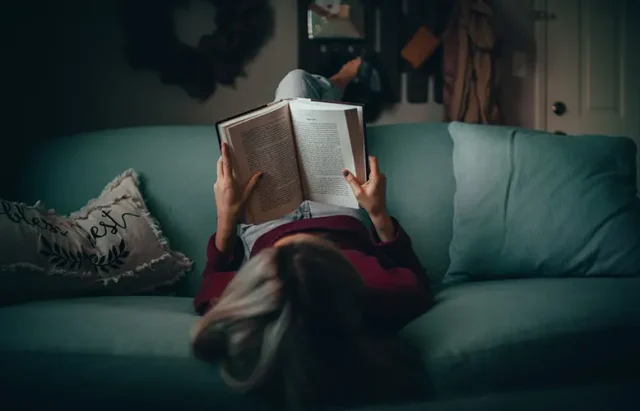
[0,169,192,304]
[445,122,640,284]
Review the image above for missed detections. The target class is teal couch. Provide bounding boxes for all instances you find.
[1,123,639,410]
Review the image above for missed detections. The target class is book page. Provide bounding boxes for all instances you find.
[289,102,359,208]
[289,99,366,181]
[218,100,289,129]
[220,103,303,224]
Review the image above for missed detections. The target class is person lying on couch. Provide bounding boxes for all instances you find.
[190,142,432,408]
[190,63,432,409]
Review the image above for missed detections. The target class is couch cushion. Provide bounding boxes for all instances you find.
[355,382,640,411]
[367,123,456,288]
[0,296,270,410]
[401,278,640,399]
[446,122,640,283]
[1,289,638,409]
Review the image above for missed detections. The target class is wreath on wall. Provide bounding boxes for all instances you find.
[120,0,275,101]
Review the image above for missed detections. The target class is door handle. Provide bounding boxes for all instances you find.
[552,101,567,116]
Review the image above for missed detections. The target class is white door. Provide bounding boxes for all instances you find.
[537,0,640,187]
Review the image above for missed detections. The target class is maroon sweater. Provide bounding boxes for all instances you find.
[193,216,432,332]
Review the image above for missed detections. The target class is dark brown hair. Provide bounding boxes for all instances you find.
[192,241,427,410]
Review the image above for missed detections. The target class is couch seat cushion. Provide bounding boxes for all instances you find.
[0,296,270,410]
[402,278,640,399]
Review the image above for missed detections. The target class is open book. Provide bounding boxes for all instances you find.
[216,98,367,224]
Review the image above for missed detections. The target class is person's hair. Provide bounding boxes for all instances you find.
[191,241,427,410]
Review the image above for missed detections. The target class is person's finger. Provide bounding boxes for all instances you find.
[217,156,224,178]
[368,156,380,177]
[242,171,264,202]
[343,169,363,197]
[221,143,233,177]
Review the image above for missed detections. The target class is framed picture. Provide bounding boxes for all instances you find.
[307,0,366,40]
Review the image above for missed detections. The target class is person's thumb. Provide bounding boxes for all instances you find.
[242,171,263,202]
[342,169,363,197]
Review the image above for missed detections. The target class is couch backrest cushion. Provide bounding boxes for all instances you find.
[366,123,455,289]
[11,123,455,296]
[445,121,640,283]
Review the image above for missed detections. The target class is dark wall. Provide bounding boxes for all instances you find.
[0,0,536,197]
[1,0,298,196]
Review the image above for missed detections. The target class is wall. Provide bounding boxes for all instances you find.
[2,0,535,144]
[5,0,299,140]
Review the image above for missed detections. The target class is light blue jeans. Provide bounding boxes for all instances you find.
[273,69,343,102]
[238,70,366,259]
[239,201,370,260]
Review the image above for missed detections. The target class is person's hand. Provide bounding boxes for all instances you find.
[342,155,388,220]
[343,156,396,241]
[215,142,263,228]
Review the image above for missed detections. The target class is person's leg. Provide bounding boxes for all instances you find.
[305,201,372,230]
[327,57,363,93]
[274,58,363,101]
[239,200,371,259]
[274,69,342,101]
[238,204,308,260]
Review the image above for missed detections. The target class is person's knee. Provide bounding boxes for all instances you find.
[275,69,311,99]
[282,69,308,83]
[278,69,309,89]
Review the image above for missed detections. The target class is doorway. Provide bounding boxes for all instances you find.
[534,0,640,186]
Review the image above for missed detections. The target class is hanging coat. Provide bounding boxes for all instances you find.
[442,0,502,124]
